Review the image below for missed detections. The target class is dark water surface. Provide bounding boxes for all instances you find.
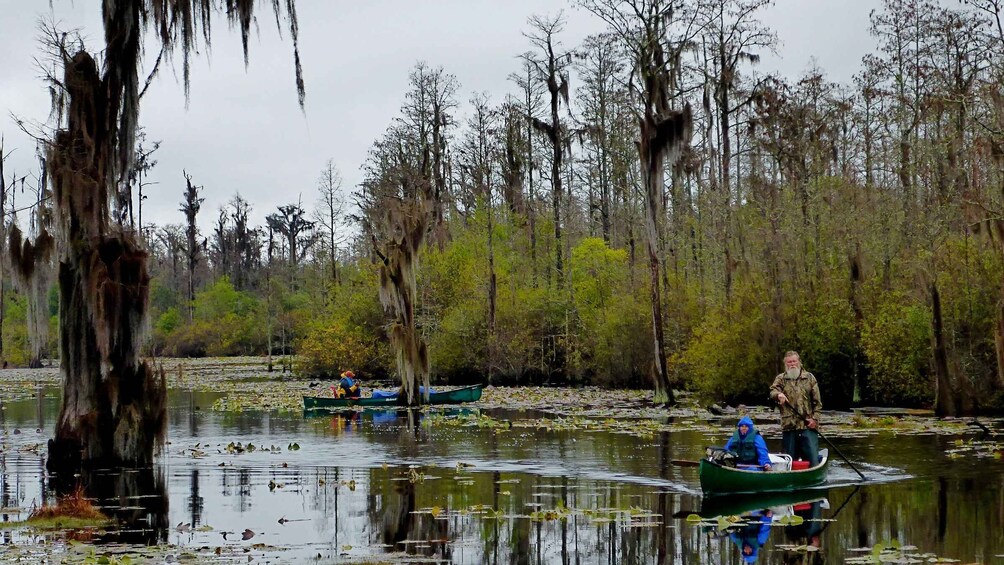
[2,389,1002,563]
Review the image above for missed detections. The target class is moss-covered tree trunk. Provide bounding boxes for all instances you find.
[636,46,692,406]
[639,106,691,406]
[376,196,432,406]
[35,0,303,472]
[45,50,166,471]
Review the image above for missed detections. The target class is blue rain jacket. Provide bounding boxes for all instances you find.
[724,415,771,467]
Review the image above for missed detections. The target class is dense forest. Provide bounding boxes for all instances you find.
[3,0,1004,414]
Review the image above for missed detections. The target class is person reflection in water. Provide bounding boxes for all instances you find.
[330,411,361,434]
[782,500,825,565]
[730,509,773,563]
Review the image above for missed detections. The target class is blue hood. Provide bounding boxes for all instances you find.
[730,537,760,563]
[736,415,756,436]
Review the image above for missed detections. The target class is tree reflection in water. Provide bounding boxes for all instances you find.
[375,409,453,561]
[49,466,169,545]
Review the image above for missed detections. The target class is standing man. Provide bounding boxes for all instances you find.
[770,351,823,464]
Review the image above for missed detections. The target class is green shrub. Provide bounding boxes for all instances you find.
[677,301,773,403]
[296,263,389,378]
[296,319,380,378]
[430,297,486,380]
[861,297,933,407]
[155,307,182,336]
[156,277,265,356]
[569,238,650,387]
[787,298,859,409]
[2,291,31,367]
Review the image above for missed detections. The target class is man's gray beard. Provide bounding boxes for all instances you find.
[785,367,800,379]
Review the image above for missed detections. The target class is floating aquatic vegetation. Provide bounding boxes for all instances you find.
[843,539,962,564]
[775,543,820,553]
[0,367,61,404]
[529,505,570,521]
[423,410,718,440]
[0,534,287,564]
[61,356,994,447]
[944,438,1002,460]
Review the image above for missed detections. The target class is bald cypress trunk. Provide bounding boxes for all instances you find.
[33,0,303,473]
[0,140,6,366]
[931,282,957,417]
[639,107,691,406]
[45,50,166,471]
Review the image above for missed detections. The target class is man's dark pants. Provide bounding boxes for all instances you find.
[782,429,820,464]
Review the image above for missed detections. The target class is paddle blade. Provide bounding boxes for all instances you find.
[669,459,701,467]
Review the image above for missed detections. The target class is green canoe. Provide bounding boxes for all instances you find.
[699,449,830,495]
[302,384,483,410]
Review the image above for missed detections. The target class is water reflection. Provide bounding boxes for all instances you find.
[728,509,773,563]
[0,390,999,563]
[187,469,203,526]
[84,466,168,545]
[697,490,838,564]
[780,500,825,565]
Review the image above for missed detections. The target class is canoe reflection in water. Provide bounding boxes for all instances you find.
[699,491,831,564]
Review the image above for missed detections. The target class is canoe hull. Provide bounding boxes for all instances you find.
[699,449,829,495]
[303,384,483,410]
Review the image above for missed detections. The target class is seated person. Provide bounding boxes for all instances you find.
[724,415,772,471]
[331,370,361,399]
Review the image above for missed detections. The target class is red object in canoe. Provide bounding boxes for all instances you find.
[791,460,810,470]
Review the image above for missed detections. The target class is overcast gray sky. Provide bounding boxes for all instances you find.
[0,0,879,234]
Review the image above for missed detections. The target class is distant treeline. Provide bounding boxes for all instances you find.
[4,0,1004,414]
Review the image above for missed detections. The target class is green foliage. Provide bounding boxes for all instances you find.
[569,238,650,387]
[2,290,31,367]
[295,263,389,377]
[296,318,379,378]
[676,290,775,403]
[787,297,859,408]
[932,236,1004,404]
[861,296,933,407]
[154,277,265,357]
[430,297,487,377]
[154,307,182,336]
[676,274,862,406]
[193,276,257,321]
[571,238,625,309]
[484,283,562,383]
[423,226,490,379]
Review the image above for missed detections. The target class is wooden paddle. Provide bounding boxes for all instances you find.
[669,459,701,467]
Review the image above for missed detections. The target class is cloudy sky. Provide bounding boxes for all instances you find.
[0,0,880,233]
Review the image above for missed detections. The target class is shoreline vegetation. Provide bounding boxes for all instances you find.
[3,357,998,430]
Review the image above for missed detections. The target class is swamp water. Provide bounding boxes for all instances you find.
[0,389,1001,564]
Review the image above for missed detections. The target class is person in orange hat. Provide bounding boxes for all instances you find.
[331,370,361,399]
